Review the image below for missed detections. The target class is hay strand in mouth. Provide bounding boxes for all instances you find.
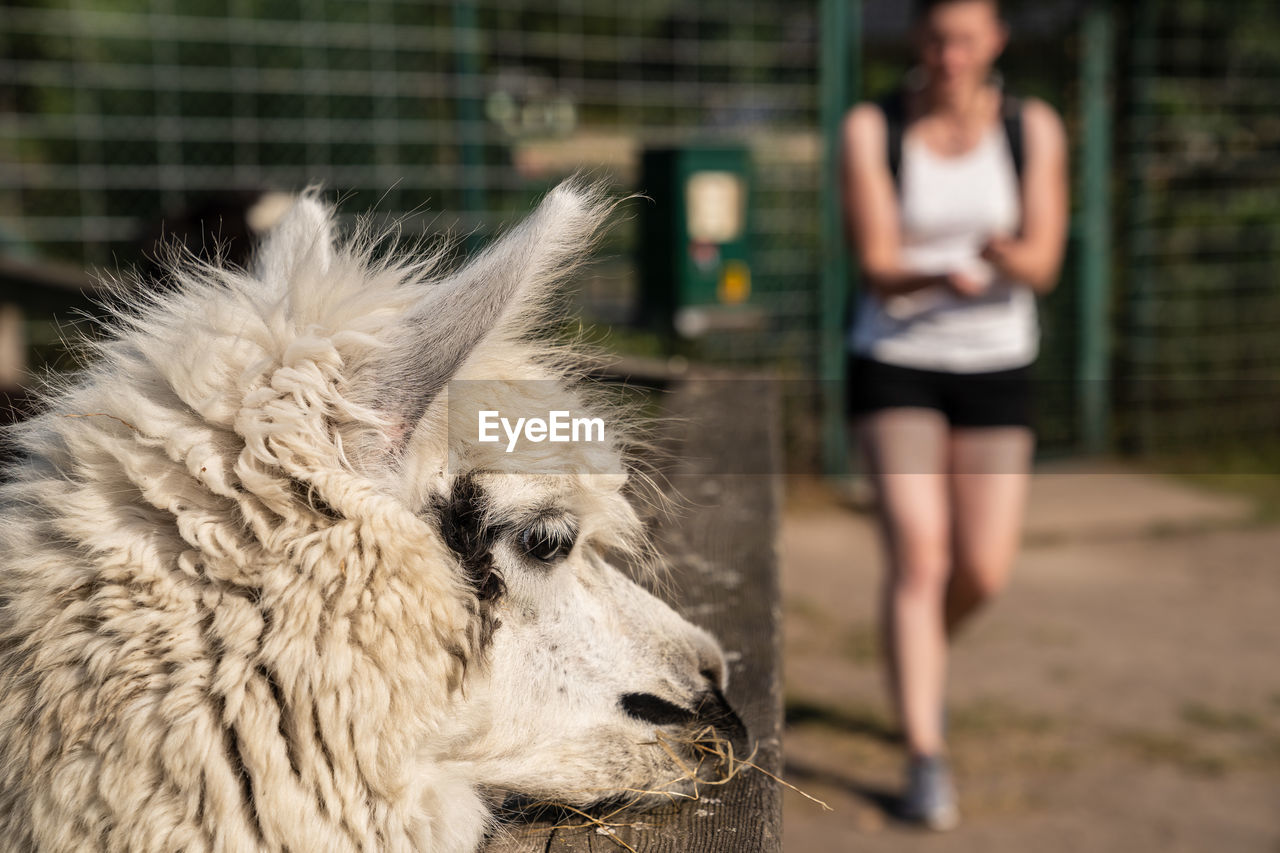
[507,728,832,851]
[660,727,833,811]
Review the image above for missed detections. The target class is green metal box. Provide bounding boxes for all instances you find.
[638,145,757,337]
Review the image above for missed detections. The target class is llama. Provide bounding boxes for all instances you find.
[0,183,745,852]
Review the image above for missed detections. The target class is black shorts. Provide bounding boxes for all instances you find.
[846,355,1034,429]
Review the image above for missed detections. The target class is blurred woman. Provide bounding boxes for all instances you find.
[841,0,1069,830]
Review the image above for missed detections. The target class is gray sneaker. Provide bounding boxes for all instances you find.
[900,754,960,831]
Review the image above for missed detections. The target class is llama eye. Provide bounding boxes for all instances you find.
[518,521,577,563]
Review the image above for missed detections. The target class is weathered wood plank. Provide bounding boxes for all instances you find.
[483,375,784,852]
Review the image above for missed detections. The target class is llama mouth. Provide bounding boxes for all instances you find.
[488,690,749,819]
[665,686,752,789]
[619,686,747,746]
[693,685,748,748]
[620,692,699,726]
[618,687,750,774]
[684,685,749,760]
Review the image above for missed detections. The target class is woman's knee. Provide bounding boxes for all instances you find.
[952,558,1012,603]
[891,550,952,598]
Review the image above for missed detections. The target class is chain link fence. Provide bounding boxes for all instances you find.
[1121,0,1280,462]
[0,0,823,364]
[2,0,1277,468]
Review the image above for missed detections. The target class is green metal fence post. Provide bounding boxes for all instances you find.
[819,0,860,476]
[1126,0,1159,454]
[1078,0,1115,453]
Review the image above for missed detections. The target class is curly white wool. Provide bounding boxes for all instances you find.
[0,182,730,852]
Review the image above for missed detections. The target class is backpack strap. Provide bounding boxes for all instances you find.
[877,90,908,188]
[879,88,1026,189]
[1001,93,1026,183]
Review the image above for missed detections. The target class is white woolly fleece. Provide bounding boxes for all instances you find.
[0,182,733,853]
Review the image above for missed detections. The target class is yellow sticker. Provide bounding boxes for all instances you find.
[718,260,751,305]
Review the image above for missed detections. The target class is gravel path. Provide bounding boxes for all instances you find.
[780,470,1280,852]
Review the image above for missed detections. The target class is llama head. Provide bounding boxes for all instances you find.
[236,184,746,825]
[0,182,743,851]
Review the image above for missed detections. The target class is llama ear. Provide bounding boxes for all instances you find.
[375,181,609,449]
[254,193,335,283]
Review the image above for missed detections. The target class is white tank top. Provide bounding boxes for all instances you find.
[848,122,1039,373]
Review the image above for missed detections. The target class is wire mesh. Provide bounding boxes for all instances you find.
[6,0,1274,467]
[0,0,823,369]
[1121,0,1280,458]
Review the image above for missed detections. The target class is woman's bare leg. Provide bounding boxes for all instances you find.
[944,427,1034,638]
[860,408,952,757]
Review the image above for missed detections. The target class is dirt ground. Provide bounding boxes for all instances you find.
[778,465,1280,852]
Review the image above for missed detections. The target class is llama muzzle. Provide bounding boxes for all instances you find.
[692,684,749,757]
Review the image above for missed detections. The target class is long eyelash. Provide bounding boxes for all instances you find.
[531,514,578,542]
[519,511,579,563]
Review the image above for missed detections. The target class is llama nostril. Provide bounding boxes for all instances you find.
[694,639,729,690]
[699,667,724,690]
[620,693,697,727]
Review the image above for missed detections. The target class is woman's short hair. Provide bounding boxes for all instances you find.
[914,0,1002,20]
